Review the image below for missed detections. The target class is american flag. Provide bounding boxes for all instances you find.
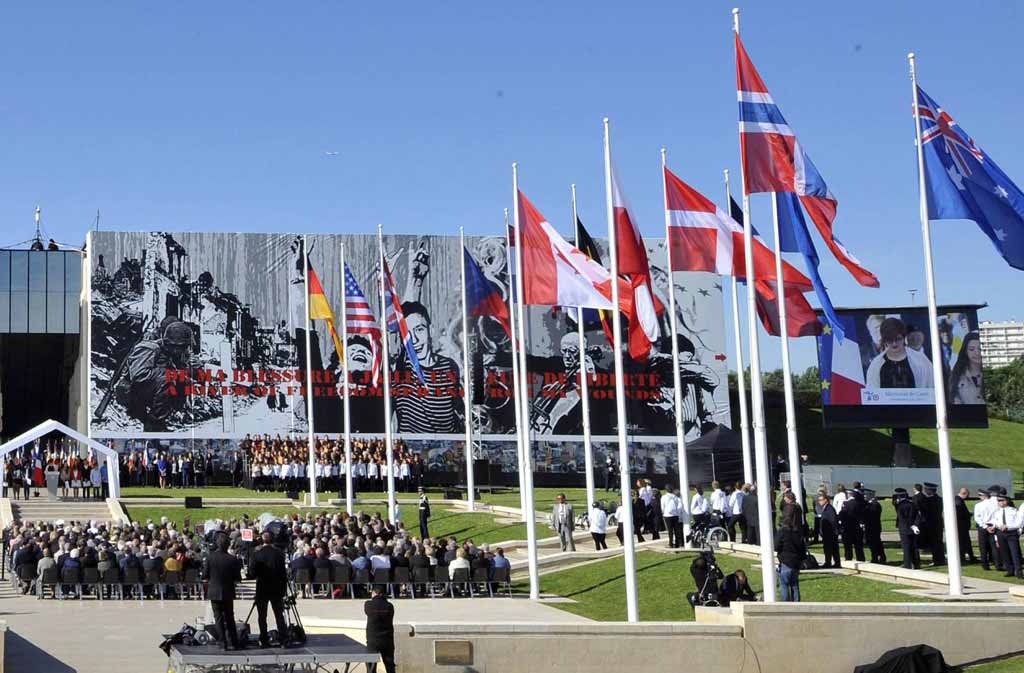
[344,263,382,386]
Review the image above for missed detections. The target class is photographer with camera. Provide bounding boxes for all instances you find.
[206,532,244,651]
[248,531,290,648]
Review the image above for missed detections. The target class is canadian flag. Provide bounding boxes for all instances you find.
[663,166,811,288]
[517,190,631,314]
[609,162,662,361]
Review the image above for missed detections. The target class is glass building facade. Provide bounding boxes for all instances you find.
[0,250,82,335]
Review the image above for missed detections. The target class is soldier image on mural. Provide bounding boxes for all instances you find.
[88,230,729,447]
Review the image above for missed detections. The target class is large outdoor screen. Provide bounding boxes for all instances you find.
[817,305,988,428]
[86,230,731,444]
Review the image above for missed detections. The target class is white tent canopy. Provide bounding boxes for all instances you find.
[0,420,120,499]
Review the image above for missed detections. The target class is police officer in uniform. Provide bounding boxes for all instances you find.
[920,482,945,566]
[863,488,886,564]
[248,532,289,648]
[975,488,1001,571]
[894,488,921,569]
[417,488,431,539]
[839,484,866,562]
[206,533,244,650]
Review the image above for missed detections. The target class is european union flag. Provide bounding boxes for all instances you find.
[917,86,1024,270]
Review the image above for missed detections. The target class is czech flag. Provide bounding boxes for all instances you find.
[464,247,511,338]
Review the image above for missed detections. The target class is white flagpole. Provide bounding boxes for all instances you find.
[733,7,777,602]
[302,236,319,507]
[571,184,597,513]
[512,162,541,601]
[770,195,803,506]
[603,119,639,622]
[340,242,354,515]
[505,209,530,523]
[725,169,754,485]
[660,149,691,546]
[460,227,476,511]
[378,224,398,525]
[909,52,963,596]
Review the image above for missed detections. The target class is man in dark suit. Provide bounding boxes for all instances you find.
[206,533,244,650]
[894,488,921,569]
[920,482,946,566]
[364,586,396,673]
[742,485,760,545]
[863,489,886,564]
[248,532,289,648]
[818,492,841,569]
[417,488,431,539]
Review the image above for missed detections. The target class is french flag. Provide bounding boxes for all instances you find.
[735,33,878,288]
[464,247,512,339]
[817,314,865,404]
[663,165,812,289]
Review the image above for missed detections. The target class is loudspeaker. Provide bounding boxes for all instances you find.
[473,459,489,486]
[444,489,462,500]
[184,496,202,509]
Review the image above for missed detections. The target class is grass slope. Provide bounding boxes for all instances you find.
[519,550,931,622]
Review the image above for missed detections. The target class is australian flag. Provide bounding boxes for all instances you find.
[917,86,1024,270]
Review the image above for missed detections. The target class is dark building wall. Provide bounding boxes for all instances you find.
[0,333,81,438]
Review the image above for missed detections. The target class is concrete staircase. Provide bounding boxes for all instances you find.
[10,498,113,525]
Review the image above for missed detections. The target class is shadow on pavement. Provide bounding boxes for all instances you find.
[6,630,76,673]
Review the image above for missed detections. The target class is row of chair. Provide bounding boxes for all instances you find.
[292,565,513,599]
[17,564,205,601]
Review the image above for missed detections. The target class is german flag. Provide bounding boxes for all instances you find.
[307,261,345,365]
[574,216,615,344]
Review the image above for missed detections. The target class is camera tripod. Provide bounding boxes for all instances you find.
[243,579,306,647]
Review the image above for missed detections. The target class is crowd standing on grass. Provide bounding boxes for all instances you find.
[6,507,513,601]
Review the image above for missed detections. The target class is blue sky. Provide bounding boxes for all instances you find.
[1,2,1021,372]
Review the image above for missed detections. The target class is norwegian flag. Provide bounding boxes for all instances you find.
[735,33,878,288]
[344,263,383,386]
[381,256,425,385]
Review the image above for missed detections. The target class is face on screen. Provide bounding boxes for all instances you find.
[406,312,431,359]
[966,339,982,367]
[884,335,907,360]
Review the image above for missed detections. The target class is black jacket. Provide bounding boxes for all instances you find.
[719,572,756,607]
[364,596,395,651]
[839,493,865,532]
[954,496,971,530]
[249,544,288,598]
[774,527,806,569]
[206,550,242,602]
[819,503,839,538]
[895,498,920,535]
[742,492,759,527]
[863,499,883,534]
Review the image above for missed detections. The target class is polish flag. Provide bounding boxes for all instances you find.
[663,166,812,289]
[517,190,626,312]
[610,162,662,361]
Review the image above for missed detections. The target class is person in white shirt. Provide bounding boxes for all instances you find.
[614,502,627,547]
[691,486,710,527]
[974,489,1000,571]
[399,460,411,492]
[660,486,683,548]
[987,494,1023,578]
[448,548,471,580]
[369,546,392,577]
[709,481,727,523]
[367,461,380,491]
[832,485,848,514]
[727,484,745,541]
[589,504,609,550]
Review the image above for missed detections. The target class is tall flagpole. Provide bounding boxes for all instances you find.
[459,227,476,511]
[505,209,530,523]
[571,184,596,512]
[378,225,397,525]
[512,163,541,600]
[340,242,354,515]
[302,236,319,507]
[725,170,754,485]
[909,52,963,596]
[660,149,691,546]
[770,196,803,506]
[733,7,776,602]
[603,119,639,622]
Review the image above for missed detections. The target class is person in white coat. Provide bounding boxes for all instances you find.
[589,504,608,550]
[865,317,934,391]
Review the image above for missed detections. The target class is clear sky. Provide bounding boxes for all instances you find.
[1,2,1021,373]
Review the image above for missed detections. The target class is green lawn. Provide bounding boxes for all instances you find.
[124,505,529,546]
[963,656,1024,672]
[517,550,932,622]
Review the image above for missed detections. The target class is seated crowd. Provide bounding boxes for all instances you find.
[6,508,512,601]
[243,435,426,494]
